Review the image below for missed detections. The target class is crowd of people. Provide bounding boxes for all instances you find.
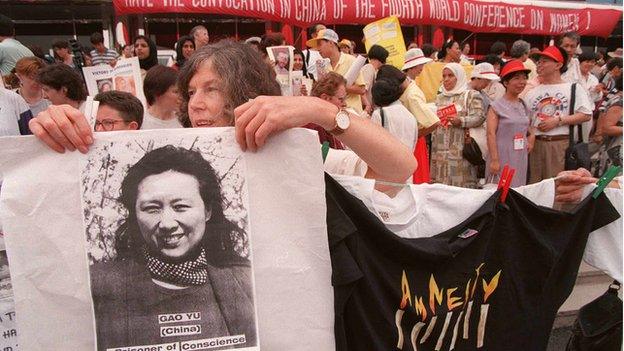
[0,13,622,192]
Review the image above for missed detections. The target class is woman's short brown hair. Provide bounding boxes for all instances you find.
[177,40,281,127]
[15,56,46,77]
[310,72,346,98]
[37,63,87,102]
[143,65,178,106]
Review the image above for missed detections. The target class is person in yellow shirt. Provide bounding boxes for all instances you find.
[510,40,537,81]
[306,29,369,114]
[400,48,440,137]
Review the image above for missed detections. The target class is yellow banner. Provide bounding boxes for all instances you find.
[363,16,406,70]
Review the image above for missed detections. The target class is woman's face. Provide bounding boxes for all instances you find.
[182,41,195,59]
[160,85,180,109]
[17,73,42,93]
[135,39,150,60]
[41,84,67,105]
[54,47,70,60]
[135,170,210,260]
[293,53,304,71]
[123,45,134,58]
[579,59,595,75]
[442,68,458,91]
[187,62,232,127]
[447,42,461,62]
[504,72,528,95]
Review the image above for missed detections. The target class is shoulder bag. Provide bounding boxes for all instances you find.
[565,83,592,170]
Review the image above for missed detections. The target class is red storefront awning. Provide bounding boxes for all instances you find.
[114,0,622,38]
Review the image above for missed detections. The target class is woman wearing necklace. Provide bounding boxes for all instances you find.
[90,145,256,350]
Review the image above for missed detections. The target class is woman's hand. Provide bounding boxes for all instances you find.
[489,159,500,175]
[448,114,462,127]
[554,168,596,203]
[234,96,335,152]
[28,104,94,153]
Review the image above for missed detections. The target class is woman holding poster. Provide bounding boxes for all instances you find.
[431,63,485,188]
[90,145,257,350]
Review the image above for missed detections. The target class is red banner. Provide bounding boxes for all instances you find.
[114,0,622,37]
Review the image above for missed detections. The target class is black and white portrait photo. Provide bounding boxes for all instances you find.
[80,133,258,351]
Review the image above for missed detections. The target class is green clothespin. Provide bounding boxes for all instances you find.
[321,141,330,163]
[593,165,622,198]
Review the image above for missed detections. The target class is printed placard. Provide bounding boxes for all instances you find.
[82,57,146,105]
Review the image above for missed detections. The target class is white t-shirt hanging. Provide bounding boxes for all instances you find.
[332,174,623,283]
[0,88,30,136]
[141,111,183,130]
[331,174,554,238]
[370,100,418,152]
[524,82,593,138]
[580,183,622,282]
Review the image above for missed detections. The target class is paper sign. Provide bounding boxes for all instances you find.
[0,128,334,350]
[363,16,407,69]
[267,46,294,96]
[82,57,146,105]
[437,104,457,127]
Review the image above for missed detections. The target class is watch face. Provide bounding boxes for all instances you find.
[336,112,350,129]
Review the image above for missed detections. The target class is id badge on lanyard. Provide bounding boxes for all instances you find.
[514,133,525,151]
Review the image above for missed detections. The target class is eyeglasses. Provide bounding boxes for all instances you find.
[94,119,128,131]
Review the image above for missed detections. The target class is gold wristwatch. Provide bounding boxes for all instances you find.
[327,108,350,135]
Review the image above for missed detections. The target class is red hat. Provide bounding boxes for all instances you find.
[536,46,564,64]
[500,60,531,80]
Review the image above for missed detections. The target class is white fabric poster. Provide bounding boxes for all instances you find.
[0,128,334,350]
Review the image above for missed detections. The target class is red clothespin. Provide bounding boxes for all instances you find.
[497,165,515,204]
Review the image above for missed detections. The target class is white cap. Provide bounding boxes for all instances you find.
[471,62,500,81]
[306,29,339,48]
[402,48,432,71]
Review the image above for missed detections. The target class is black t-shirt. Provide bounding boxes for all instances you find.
[325,174,620,351]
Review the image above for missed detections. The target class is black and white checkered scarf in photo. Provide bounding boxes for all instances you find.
[144,247,208,286]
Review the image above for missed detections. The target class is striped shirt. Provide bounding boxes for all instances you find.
[90,48,119,66]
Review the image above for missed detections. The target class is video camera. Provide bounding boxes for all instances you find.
[69,39,86,70]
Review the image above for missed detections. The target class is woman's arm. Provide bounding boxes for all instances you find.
[601,105,623,137]
[460,91,486,128]
[486,107,500,174]
[234,96,417,183]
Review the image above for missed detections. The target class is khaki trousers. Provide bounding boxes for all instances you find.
[529,138,568,184]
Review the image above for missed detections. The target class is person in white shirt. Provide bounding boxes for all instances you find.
[302,23,326,81]
[0,14,33,76]
[577,50,603,103]
[360,45,388,111]
[371,77,418,152]
[142,65,183,129]
[0,86,32,136]
[560,31,582,84]
[524,46,593,183]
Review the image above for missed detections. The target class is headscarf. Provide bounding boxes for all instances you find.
[134,35,159,71]
[175,36,194,69]
[440,62,468,97]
